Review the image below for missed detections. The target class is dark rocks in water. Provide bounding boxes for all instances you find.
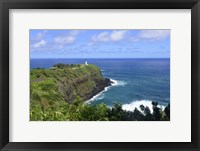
[105,78,114,85]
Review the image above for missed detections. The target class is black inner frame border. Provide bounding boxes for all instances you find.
[0,0,199,150]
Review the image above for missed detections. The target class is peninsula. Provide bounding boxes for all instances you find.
[31,64,112,103]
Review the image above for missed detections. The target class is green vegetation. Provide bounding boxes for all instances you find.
[30,64,170,121]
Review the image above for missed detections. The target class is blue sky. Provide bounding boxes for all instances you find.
[30,29,170,58]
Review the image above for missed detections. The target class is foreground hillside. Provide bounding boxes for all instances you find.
[30,64,170,121]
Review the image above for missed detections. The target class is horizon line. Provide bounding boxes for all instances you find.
[30,57,170,59]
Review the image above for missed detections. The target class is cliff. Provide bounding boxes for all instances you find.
[30,64,112,104]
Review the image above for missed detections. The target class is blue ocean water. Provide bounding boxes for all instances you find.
[30,58,170,109]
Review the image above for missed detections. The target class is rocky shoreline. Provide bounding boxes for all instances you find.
[85,78,113,101]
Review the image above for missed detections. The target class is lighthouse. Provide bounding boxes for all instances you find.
[85,60,88,65]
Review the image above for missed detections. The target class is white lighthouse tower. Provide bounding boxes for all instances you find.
[85,60,88,65]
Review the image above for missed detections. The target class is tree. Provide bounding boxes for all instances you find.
[144,106,153,121]
[133,108,144,121]
[108,103,124,121]
[152,101,161,121]
[164,103,170,120]
[140,105,145,112]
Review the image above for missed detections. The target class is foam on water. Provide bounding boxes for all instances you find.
[86,89,106,104]
[86,79,127,104]
[86,84,112,104]
[122,100,165,113]
[110,79,127,86]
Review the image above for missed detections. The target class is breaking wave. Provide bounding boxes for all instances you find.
[86,79,127,104]
[122,100,166,113]
[110,79,127,86]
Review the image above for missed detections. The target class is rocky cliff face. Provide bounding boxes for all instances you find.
[30,64,112,103]
[56,65,112,103]
[84,77,112,101]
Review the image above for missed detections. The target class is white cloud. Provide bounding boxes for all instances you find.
[54,36,75,44]
[138,30,170,40]
[92,30,127,42]
[35,30,47,41]
[31,30,82,51]
[54,30,80,44]
[92,32,110,42]
[110,30,127,41]
[33,40,47,48]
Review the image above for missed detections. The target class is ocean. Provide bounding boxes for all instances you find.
[30,58,170,111]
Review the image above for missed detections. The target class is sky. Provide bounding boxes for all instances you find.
[30,29,170,58]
